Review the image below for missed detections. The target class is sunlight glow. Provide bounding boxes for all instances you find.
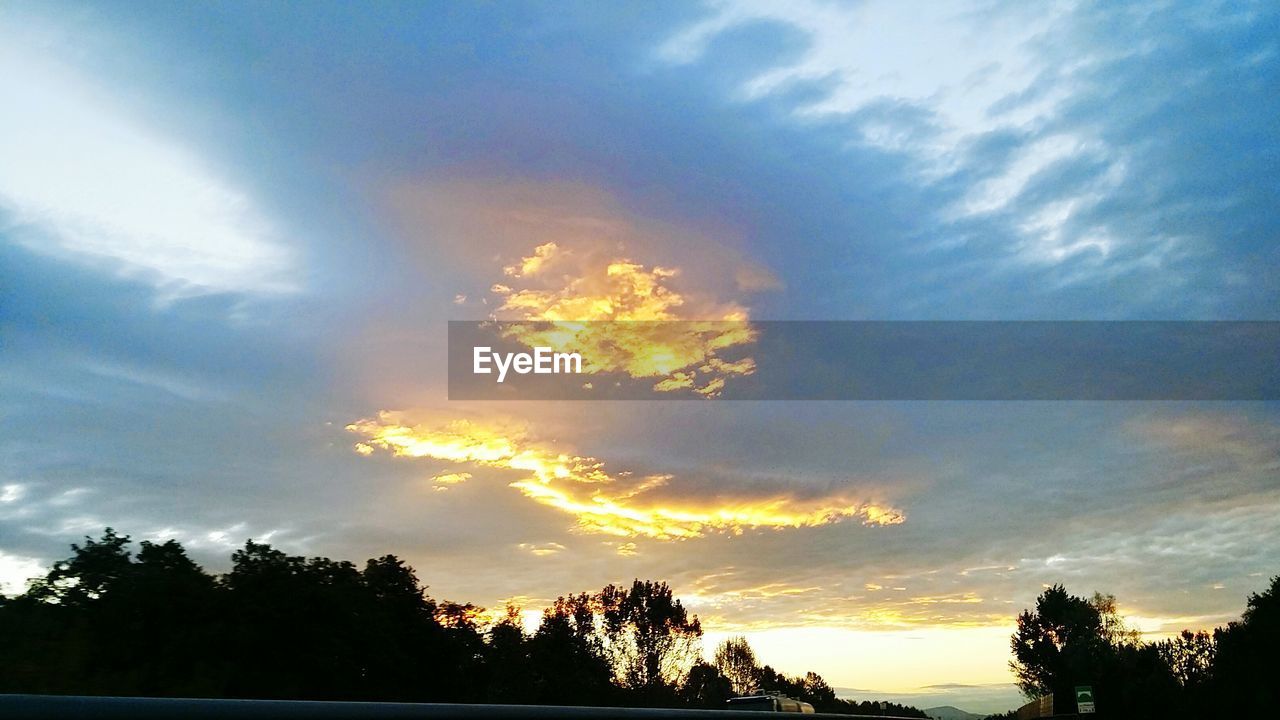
[347,411,904,539]
[490,243,756,397]
[0,32,295,297]
[0,550,45,596]
[701,625,1017,692]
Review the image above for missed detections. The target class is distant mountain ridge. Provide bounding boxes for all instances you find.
[924,706,984,720]
[835,683,1022,717]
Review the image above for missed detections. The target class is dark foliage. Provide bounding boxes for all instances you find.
[0,529,928,716]
[1206,577,1280,715]
[1009,577,1280,719]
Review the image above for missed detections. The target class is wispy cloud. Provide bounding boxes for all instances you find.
[662,1,1280,307]
[661,0,1075,162]
[661,0,1117,271]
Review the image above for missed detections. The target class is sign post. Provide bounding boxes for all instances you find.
[1075,686,1096,714]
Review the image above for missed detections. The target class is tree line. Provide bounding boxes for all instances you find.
[0,529,924,716]
[992,577,1280,719]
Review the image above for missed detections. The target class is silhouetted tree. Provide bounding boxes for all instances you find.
[679,661,732,707]
[113,539,221,695]
[357,554,453,701]
[712,635,759,695]
[1010,584,1202,719]
[798,671,837,706]
[1210,575,1280,715]
[1156,629,1215,687]
[2,531,223,697]
[597,580,702,695]
[26,527,134,606]
[1091,592,1142,647]
[484,605,534,703]
[0,528,936,719]
[1010,584,1115,703]
[528,594,614,705]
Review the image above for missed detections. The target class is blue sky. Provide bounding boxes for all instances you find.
[2,0,1278,707]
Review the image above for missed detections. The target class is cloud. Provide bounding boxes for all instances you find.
[0,484,25,505]
[0,550,45,596]
[518,542,567,557]
[661,0,1116,271]
[1131,412,1280,467]
[347,410,904,539]
[432,472,473,487]
[493,242,734,321]
[540,405,1280,638]
[663,1,1280,312]
[489,242,757,396]
[661,0,1074,160]
[386,178,780,308]
[0,26,296,298]
[676,562,1012,633]
[1115,411,1280,514]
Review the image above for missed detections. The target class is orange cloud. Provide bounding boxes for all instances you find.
[347,411,904,540]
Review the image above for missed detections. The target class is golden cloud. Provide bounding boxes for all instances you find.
[347,411,904,540]
[684,569,1011,632]
[432,471,472,487]
[488,242,757,397]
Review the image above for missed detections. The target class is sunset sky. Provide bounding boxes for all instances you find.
[2,1,1278,710]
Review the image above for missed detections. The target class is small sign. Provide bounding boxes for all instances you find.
[1075,686,1096,714]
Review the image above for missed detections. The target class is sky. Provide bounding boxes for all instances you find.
[1,0,1278,711]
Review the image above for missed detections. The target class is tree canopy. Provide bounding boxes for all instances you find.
[0,529,923,716]
[713,635,759,696]
[1009,578,1280,719]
